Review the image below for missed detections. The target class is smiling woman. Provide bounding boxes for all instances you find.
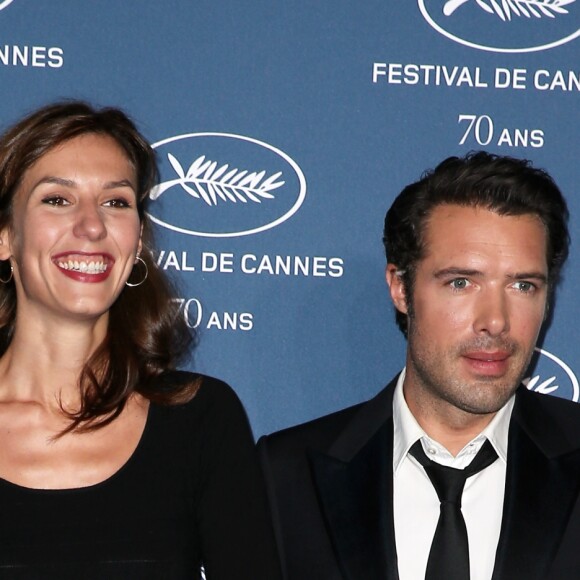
[0,102,281,579]
[5,134,143,324]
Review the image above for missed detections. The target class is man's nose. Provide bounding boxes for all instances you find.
[473,287,509,337]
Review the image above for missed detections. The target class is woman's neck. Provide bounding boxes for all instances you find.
[0,311,108,409]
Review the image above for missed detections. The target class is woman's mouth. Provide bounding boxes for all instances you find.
[56,258,108,274]
[53,253,114,282]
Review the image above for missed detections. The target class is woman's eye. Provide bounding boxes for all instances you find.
[104,198,131,208]
[42,196,69,206]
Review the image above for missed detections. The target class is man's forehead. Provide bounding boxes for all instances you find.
[424,204,546,239]
[421,204,548,270]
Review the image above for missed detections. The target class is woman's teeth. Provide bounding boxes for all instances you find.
[57,259,107,273]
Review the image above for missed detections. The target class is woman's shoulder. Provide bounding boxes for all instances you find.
[145,372,255,460]
[149,371,249,423]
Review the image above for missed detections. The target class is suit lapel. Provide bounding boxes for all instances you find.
[493,389,580,580]
[308,379,399,580]
[306,381,580,580]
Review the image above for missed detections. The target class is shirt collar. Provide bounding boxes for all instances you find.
[392,367,514,473]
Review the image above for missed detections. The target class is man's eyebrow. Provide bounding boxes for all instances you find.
[507,271,548,283]
[433,267,548,283]
[433,268,483,279]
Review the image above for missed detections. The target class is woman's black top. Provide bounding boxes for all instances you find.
[0,375,281,579]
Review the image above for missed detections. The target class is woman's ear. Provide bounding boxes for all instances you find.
[386,264,408,314]
[0,228,13,261]
[136,224,143,261]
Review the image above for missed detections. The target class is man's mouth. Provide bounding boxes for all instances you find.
[461,350,514,376]
[464,351,511,362]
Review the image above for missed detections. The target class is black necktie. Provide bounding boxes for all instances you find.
[409,439,498,580]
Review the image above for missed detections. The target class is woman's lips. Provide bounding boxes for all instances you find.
[52,252,114,283]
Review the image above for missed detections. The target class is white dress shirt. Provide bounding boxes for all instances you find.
[392,369,514,580]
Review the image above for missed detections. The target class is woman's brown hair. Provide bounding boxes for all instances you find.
[0,101,200,432]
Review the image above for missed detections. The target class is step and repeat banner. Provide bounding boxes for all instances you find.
[0,0,577,437]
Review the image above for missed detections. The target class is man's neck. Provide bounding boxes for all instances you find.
[403,383,498,456]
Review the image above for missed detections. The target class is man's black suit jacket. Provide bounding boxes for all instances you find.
[258,377,580,580]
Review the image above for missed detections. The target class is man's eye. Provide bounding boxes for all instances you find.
[449,278,470,290]
[42,196,69,206]
[514,281,535,293]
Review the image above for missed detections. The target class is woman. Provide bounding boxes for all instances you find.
[0,102,281,579]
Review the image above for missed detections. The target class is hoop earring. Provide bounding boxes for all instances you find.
[125,256,148,287]
[0,261,13,284]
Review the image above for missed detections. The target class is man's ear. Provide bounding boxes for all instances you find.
[386,264,408,314]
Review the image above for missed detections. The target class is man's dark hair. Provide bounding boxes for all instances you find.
[383,151,570,337]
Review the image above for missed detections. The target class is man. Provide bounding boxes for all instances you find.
[258,152,580,580]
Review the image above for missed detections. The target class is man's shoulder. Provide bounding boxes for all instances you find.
[516,386,580,418]
[259,376,398,458]
[260,401,366,455]
[515,387,580,456]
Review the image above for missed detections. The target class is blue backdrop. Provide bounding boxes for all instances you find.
[0,0,577,436]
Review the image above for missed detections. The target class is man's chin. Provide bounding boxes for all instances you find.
[452,386,518,416]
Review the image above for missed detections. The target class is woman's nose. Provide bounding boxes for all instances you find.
[72,202,107,240]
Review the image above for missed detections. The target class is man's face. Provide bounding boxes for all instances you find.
[389,204,549,418]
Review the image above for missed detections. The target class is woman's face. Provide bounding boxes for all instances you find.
[0,133,142,324]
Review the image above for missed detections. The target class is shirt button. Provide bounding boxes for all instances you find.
[427,448,437,455]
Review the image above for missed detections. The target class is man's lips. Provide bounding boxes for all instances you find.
[463,351,511,362]
[462,351,512,376]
